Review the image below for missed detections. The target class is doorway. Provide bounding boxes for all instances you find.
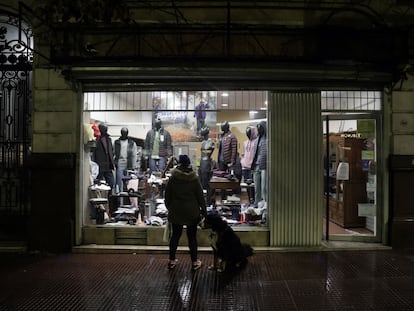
[323,113,382,242]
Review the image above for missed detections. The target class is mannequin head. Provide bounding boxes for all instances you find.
[221,121,230,133]
[154,118,162,130]
[246,125,257,140]
[98,124,108,136]
[120,127,128,139]
[246,126,252,139]
[257,121,266,137]
[200,126,210,139]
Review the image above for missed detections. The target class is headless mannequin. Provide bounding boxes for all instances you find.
[114,127,137,192]
[198,127,215,204]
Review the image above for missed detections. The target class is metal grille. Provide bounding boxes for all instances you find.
[321,90,382,111]
[0,13,33,239]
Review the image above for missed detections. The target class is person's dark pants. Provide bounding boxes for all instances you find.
[169,223,198,262]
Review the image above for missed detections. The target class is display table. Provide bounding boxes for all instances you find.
[209,177,239,192]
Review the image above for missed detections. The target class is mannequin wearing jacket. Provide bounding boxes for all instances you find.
[144,118,172,172]
[252,121,267,204]
[114,127,137,192]
[93,124,115,189]
[217,121,238,172]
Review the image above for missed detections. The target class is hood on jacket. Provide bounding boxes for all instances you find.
[247,125,258,140]
[257,121,267,137]
[170,165,198,181]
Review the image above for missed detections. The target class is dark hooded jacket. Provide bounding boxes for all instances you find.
[252,121,267,170]
[165,165,207,225]
[93,125,115,171]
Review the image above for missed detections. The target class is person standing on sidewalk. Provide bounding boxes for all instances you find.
[165,154,207,271]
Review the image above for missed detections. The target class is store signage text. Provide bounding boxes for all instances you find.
[340,133,362,138]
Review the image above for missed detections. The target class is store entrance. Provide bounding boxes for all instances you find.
[323,113,382,242]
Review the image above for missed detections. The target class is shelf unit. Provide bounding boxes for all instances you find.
[324,134,367,228]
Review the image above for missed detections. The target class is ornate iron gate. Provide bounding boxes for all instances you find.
[0,13,33,240]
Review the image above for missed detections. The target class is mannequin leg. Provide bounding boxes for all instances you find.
[158,157,166,172]
[253,167,262,204]
[261,169,267,202]
[116,163,127,192]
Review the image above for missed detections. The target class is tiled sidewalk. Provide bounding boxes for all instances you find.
[0,250,413,310]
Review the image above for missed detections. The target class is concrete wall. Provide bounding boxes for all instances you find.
[32,69,80,152]
[392,75,414,154]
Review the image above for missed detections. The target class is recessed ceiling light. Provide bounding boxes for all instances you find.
[222,104,228,107]
[221,92,229,97]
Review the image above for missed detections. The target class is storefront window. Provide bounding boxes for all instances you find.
[83,91,268,229]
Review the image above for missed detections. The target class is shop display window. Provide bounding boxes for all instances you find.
[83,91,268,229]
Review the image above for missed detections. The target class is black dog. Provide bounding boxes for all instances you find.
[202,213,253,272]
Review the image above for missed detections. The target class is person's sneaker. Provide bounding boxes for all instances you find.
[168,259,178,270]
[192,260,202,271]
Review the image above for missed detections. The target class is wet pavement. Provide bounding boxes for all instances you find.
[0,249,414,310]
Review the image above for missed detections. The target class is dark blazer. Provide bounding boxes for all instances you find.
[94,135,115,171]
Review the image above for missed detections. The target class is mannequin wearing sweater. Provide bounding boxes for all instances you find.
[144,118,172,172]
[114,127,137,192]
[240,126,258,203]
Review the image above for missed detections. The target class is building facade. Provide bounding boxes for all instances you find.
[1,1,414,252]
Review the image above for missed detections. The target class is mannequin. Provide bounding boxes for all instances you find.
[114,127,137,192]
[240,126,258,203]
[198,127,215,204]
[217,121,238,172]
[241,126,258,177]
[93,123,115,189]
[252,121,267,205]
[144,118,172,172]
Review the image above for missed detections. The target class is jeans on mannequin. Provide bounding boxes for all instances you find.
[116,163,127,193]
[149,157,166,173]
[97,170,115,190]
[253,167,267,204]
